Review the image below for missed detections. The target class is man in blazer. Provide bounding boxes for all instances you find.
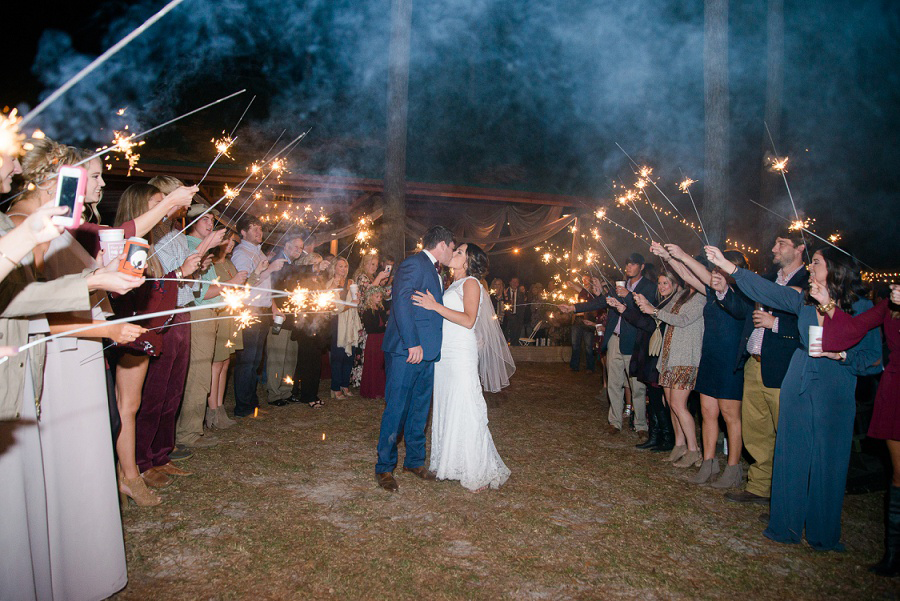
[375,226,455,492]
[717,230,808,505]
[560,253,658,436]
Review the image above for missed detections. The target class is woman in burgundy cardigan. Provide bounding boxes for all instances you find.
[819,283,898,576]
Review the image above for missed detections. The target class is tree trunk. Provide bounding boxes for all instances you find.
[760,0,784,221]
[383,0,413,261]
[704,0,729,247]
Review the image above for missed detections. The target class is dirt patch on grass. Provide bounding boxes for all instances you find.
[112,364,893,600]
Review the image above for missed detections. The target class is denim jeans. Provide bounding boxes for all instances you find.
[570,324,596,372]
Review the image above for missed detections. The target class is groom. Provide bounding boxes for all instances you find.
[375,225,456,492]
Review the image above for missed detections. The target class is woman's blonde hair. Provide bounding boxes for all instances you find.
[352,253,379,282]
[18,137,90,196]
[114,183,165,278]
[328,256,350,286]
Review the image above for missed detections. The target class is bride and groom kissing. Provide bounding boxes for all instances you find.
[375,225,515,493]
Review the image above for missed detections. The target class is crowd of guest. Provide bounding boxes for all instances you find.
[0,135,403,599]
[559,232,898,575]
[0,132,897,601]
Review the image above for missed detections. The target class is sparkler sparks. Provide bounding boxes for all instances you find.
[770,156,789,172]
[677,178,696,193]
[0,110,24,160]
[283,376,294,386]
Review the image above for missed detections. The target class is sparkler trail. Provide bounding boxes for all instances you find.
[147,172,255,262]
[678,170,709,246]
[21,0,187,127]
[228,129,312,226]
[261,130,286,162]
[228,95,257,138]
[614,142,705,244]
[746,198,873,269]
[198,136,237,185]
[764,121,810,263]
[1,90,248,208]
[593,231,625,276]
[596,209,651,248]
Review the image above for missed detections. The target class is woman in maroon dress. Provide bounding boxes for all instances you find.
[820,283,899,576]
[360,286,388,399]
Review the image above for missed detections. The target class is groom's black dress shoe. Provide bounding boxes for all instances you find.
[402,466,437,481]
[376,472,399,492]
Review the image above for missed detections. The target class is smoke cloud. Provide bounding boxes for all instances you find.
[26,0,900,265]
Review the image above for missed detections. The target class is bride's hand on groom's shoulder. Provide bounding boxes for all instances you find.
[412,290,438,310]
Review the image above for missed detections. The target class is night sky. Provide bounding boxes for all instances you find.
[5,0,899,270]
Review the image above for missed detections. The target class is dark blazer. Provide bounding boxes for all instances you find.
[621,297,668,384]
[382,251,445,361]
[720,266,808,388]
[575,276,657,354]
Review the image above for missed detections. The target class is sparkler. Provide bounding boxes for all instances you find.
[1,90,248,208]
[746,198,872,269]
[677,172,709,246]
[595,208,651,247]
[614,143,704,244]
[228,95,256,138]
[0,300,236,365]
[765,122,809,262]
[20,0,187,127]
[197,135,237,185]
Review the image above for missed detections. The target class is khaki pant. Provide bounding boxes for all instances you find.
[176,308,218,444]
[606,335,647,431]
[267,327,298,400]
[742,358,781,497]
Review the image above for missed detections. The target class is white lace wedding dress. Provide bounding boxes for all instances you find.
[430,277,511,491]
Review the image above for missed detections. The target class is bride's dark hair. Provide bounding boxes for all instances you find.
[464,243,489,279]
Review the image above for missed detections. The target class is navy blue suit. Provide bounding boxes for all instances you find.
[376,251,444,473]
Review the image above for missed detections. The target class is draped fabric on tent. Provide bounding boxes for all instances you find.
[304,205,574,255]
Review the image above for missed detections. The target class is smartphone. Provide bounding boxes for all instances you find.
[51,165,87,228]
[384,264,392,273]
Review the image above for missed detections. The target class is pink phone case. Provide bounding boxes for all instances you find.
[53,165,87,229]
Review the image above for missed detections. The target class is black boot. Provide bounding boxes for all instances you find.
[636,397,659,449]
[651,404,675,452]
[870,485,900,577]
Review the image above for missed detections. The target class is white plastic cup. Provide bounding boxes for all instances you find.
[616,280,626,288]
[99,228,126,266]
[349,283,359,301]
[808,325,824,357]
[272,314,285,335]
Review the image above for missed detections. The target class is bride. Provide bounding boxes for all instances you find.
[412,242,514,492]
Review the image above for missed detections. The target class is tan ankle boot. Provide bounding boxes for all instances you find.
[664,445,687,463]
[120,475,161,507]
[216,405,236,429]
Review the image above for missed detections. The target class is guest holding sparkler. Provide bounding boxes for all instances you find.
[209,230,245,428]
[149,175,223,453]
[560,253,657,438]
[110,183,199,495]
[660,243,752,487]
[720,230,808,505]
[0,152,143,601]
[329,256,357,399]
[182,204,240,437]
[289,252,332,407]
[817,282,899,573]
[360,286,389,399]
[266,234,306,406]
[606,269,672,453]
[705,245,882,551]
[231,215,286,418]
[634,268,704,456]
[350,253,390,387]
[569,275,598,373]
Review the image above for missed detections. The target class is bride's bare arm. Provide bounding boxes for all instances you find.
[412,279,480,329]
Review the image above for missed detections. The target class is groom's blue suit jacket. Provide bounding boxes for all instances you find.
[382,251,445,361]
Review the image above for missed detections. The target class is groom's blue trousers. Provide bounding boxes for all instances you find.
[376,351,435,473]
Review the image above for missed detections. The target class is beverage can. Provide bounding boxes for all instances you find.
[118,237,150,277]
